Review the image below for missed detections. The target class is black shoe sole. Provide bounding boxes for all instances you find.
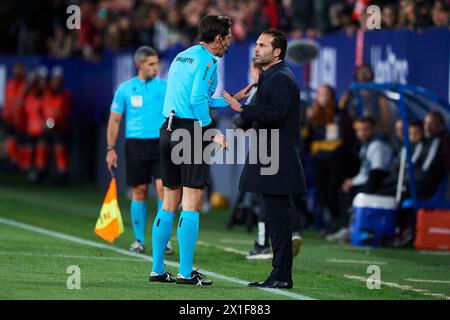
[176,279,212,286]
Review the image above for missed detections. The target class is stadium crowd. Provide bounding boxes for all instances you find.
[2,0,450,60]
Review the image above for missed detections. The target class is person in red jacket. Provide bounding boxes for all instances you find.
[40,66,71,183]
[23,66,48,182]
[3,62,26,167]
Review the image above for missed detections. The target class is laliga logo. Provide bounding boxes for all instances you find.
[371,46,409,84]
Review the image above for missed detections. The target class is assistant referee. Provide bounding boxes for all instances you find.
[106,46,173,255]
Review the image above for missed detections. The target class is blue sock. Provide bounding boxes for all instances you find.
[130,200,147,244]
[151,209,176,275]
[177,210,199,278]
[157,199,163,212]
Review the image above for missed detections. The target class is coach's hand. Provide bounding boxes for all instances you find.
[222,90,242,113]
[233,83,256,101]
[212,133,228,150]
[342,179,353,193]
[106,149,118,171]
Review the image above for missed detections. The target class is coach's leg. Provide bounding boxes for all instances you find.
[177,187,203,278]
[131,184,149,245]
[151,186,181,274]
[263,194,293,284]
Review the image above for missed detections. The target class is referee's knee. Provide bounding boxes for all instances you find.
[132,184,149,202]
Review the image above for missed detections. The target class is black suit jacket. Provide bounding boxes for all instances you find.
[238,61,307,195]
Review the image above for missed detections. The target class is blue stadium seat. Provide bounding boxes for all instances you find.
[401,177,450,210]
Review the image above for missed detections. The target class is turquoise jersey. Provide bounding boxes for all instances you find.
[163,44,229,127]
[110,76,166,139]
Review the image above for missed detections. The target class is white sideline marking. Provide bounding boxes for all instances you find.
[328,259,387,265]
[197,240,247,256]
[219,239,254,245]
[417,250,450,256]
[0,251,145,262]
[344,274,450,300]
[404,278,450,285]
[320,245,373,252]
[0,217,314,300]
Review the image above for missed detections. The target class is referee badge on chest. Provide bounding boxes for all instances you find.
[130,95,143,108]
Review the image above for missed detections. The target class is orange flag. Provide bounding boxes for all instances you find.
[94,177,124,243]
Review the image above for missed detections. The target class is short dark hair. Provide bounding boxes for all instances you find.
[428,111,445,126]
[198,15,232,43]
[358,116,376,127]
[134,46,157,64]
[262,29,287,60]
[409,120,424,131]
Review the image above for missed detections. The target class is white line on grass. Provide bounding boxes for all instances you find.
[327,259,387,265]
[404,278,450,285]
[344,274,450,300]
[417,250,450,256]
[320,245,373,252]
[197,240,248,255]
[0,251,145,262]
[219,239,254,245]
[0,217,314,300]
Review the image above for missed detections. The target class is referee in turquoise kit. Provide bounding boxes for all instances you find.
[106,46,173,255]
[149,15,254,285]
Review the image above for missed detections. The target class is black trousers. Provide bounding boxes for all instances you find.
[262,194,293,283]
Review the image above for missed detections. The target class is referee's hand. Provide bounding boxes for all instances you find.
[212,133,228,150]
[106,149,118,171]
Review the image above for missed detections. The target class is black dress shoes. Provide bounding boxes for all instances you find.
[248,280,293,289]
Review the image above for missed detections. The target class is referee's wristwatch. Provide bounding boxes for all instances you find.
[107,145,115,152]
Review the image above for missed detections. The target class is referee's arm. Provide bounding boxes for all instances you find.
[106,112,122,171]
[106,86,126,170]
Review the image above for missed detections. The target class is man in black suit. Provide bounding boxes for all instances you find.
[223,29,306,289]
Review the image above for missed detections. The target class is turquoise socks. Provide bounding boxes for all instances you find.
[151,209,176,275]
[177,210,199,278]
[130,200,147,244]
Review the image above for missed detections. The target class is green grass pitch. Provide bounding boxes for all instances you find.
[0,174,449,300]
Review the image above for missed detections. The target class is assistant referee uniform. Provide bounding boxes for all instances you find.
[111,76,166,186]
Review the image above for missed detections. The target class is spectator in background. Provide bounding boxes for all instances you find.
[432,0,450,28]
[415,0,434,29]
[327,2,346,33]
[349,64,393,141]
[381,3,398,29]
[41,66,72,184]
[136,4,169,53]
[3,62,26,168]
[415,111,449,198]
[23,66,48,183]
[47,25,75,59]
[305,84,355,234]
[399,0,418,30]
[327,116,393,241]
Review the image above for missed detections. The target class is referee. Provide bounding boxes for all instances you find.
[106,46,173,255]
[149,15,253,285]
